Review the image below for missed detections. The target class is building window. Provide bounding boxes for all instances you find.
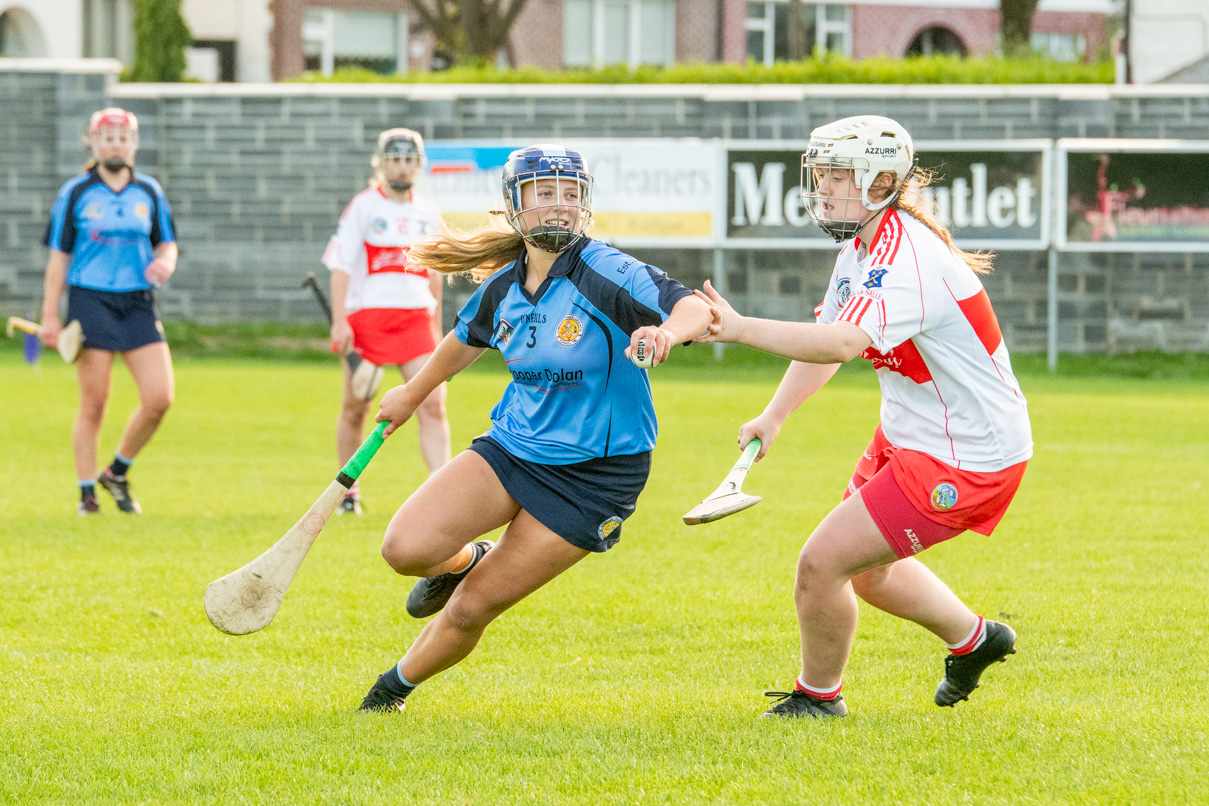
[303,8,408,75]
[82,0,134,62]
[0,8,47,57]
[745,2,851,65]
[564,0,675,69]
[1030,32,1086,62]
[907,26,967,57]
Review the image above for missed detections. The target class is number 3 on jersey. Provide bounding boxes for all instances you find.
[526,326,537,348]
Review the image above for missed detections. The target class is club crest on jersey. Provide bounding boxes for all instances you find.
[84,203,104,220]
[371,217,389,234]
[555,315,583,346]
[598,517,621,541]
[931,483,959,511]
[864,267,889,288]
[836,278,851,307]
[134,203,150,219]
[495,318,515,346]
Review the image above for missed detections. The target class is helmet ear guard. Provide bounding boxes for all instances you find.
[501,144,593,253]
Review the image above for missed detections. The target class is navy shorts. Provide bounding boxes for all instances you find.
[469,436,651,553]
[67,285,165,353]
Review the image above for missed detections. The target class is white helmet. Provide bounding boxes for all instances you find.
[801,115,916,242]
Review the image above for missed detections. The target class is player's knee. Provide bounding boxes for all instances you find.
[79,398,107,424]
[851,565,891,602]
[144,392,172,419]
[442,587,503,632]
[794,547,841,595]
[415,394,446,421]
[380,532,448,576]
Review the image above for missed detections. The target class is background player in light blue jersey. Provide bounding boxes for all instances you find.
[357,144,712,713]
[40,108,178,515]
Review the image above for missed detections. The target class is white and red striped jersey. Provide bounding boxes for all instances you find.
[816,209,1032,472]
[322,187,443,314]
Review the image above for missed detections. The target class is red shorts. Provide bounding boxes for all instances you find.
[844,425,1027,559]
[346,307,437,366]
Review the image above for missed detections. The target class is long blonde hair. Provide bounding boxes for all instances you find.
[408,213,524,282]
[892,167,995,275]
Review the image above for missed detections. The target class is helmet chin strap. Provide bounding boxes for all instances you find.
[525,225,579,253]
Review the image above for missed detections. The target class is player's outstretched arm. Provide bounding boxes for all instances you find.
[376,333,484,436]
[697,279,871,364]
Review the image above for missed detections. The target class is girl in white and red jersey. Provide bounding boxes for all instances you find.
[322,128,450,513]
[697,115,1033,719]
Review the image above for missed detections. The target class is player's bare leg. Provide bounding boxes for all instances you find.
[850,557,978,644]
[398,509,589,683]
[401,353,450,474]
[380,450,517,578]
[791,491,901,690]
[114,341,174,460]
[336,357,372,466]
[73,348,114,481]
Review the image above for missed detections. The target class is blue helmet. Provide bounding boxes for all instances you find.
[502,144,593,253]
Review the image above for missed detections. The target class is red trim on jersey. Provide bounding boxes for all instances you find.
[869,209,902,266]
[954,286,1004,356]
[365,243,428,277]
[839,296,874,325]
[862,338,933,384]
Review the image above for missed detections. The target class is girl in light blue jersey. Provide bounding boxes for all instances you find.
[357,144,712,713]
[40,108,178,516]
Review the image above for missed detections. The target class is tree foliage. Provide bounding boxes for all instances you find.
[410,0,529,68]
[1000,0,1041,58]
[129,0,192,82]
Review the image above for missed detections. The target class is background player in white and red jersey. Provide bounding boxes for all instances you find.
[697,115,1033,719]
[322,128,450,514]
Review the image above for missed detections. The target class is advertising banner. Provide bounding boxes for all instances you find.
[1059,141,1209,251]
[425,140,718,247]
[724,141,1050,250]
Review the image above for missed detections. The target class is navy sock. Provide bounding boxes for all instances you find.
[80,483,96,501]
[384,664,416,697]
[109,455,132,477]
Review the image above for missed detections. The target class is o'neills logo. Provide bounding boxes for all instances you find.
[555,315,583,345]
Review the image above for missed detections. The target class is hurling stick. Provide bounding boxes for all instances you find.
[682,438,762,525]
[204,421,389,635]
[6,316,84,363]
[302,272,383,401]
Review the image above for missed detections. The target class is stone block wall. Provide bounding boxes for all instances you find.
[1,62,1207,354]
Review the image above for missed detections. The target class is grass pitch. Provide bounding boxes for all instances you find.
[1,347,1207,804]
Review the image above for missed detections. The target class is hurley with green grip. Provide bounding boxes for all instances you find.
[204,422,389,635]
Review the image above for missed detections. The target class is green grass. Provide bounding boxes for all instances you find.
[1,349,1207,804]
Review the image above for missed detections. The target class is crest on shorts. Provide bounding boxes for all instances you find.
[495,318,514,346]
[930,482,959,511]
[864,266,889,288]
[555,315,583,346]
[598,516,621,541]
[836,278,851,307]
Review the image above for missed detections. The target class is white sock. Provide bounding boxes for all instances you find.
[947,615,987,654]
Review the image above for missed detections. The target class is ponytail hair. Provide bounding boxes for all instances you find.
[407,213,524,282]
[893,167,995,275]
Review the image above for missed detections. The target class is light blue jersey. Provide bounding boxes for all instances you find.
[456,238,692,464]
[43,169,175,292]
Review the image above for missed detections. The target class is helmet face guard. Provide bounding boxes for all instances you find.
[800,116,916,243]
[89,108,139,171]
[502,145,593,253]
[375,128,425,192]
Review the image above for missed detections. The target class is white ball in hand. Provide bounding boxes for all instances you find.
[631,338,655,368]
